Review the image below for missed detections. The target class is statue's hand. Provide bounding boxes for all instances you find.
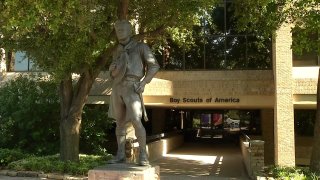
[135,81,146,94]
[109,63,118,77]
[109,63,117,71]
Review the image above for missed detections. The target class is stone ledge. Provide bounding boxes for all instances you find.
[256,176,275,180]
[88,164,160,180]
[0,170,87,180]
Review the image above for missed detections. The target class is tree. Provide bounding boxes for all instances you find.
[232,0,319,172]
[0,0,217,162]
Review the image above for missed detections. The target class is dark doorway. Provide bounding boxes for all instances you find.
[162,109,261,144]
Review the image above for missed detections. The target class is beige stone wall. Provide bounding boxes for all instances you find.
[147,134,184,161]
[1,71,315,108]
[88,68,318,107]
[89,70,275,108]
[294,79,318,94]
[240,137,265,179]
[272,23,295,166]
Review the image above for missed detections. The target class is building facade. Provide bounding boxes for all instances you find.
[86,24,317,166]
[0,2,318,167]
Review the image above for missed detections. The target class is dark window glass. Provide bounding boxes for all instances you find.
[153,39,184,70]
[225,36,246,69]
[205,36,226,69]
[294,110,315,136]
[152,0,272,71]
[246,36,272,69]
[209,4,225,35]
[185,39,205,70]
[293,51,318,67]
[292,29,319,66]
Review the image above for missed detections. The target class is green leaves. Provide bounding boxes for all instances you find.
[0,149,29,167]
[289,0,319,55]
[1,0,117,79]
[7,154,112,175]
[232,0,319,55]
[1,0,224,79]
[0,75,60,155]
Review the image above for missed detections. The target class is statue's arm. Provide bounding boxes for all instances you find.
[141,44,160,84]
[109,50,118,79]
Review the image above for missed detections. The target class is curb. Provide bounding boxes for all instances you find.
[0,169,87,180]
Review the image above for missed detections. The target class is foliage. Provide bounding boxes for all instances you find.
[0,0,117,79]
[0,75,60,155]
[289,0,319,55]
[0,0,218,78]
[81,105,115,155]
[0,76,113,155]
[0,0,220,161]
[265,166,320,180]
[7,154,111,175]
[0,149,30,167]
[153,1,272,70]
[232,0,319,55]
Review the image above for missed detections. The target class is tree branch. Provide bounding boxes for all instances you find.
[118,0,129,20]
[133,25,166,41]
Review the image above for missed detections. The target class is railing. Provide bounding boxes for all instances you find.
[240,133,265,179]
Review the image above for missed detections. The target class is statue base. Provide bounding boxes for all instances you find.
[88,163,160,180]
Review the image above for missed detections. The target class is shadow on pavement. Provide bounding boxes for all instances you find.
[153,142,250,180]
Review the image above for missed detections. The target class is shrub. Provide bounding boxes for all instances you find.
[0,148,30,167]
[7,154,112,175]
[0,75,60,155]
[266,166,319,180]
[81,104,115,155]
[0,75,114,156]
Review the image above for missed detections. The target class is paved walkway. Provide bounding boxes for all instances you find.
[0,142,249,180]
[153,142,250,180]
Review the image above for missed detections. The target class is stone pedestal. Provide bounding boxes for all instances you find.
[88,164,160,180]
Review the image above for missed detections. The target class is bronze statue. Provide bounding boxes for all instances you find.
[108,20,159,166]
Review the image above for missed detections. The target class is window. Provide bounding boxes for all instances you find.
[153,0,272,70]
[292,29,319,66]
[294,110,315,136]
[14,51,38,71]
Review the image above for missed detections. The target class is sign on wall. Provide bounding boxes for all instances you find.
[169,97,240,104]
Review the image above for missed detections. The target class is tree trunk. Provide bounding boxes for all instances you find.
[59,71,95,162]
[60,112,81,162]
[6,50,15,72]
[118,0,129,20]
[310,67,320,173]
[58,0,128,162]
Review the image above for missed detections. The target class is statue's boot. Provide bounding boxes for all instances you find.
[108,135,126,164]
[137,136,149,166]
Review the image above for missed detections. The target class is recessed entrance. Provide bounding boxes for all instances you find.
[150,108,262,143]
[146,108,262,178]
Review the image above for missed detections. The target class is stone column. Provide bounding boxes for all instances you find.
[272,23,295,166]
